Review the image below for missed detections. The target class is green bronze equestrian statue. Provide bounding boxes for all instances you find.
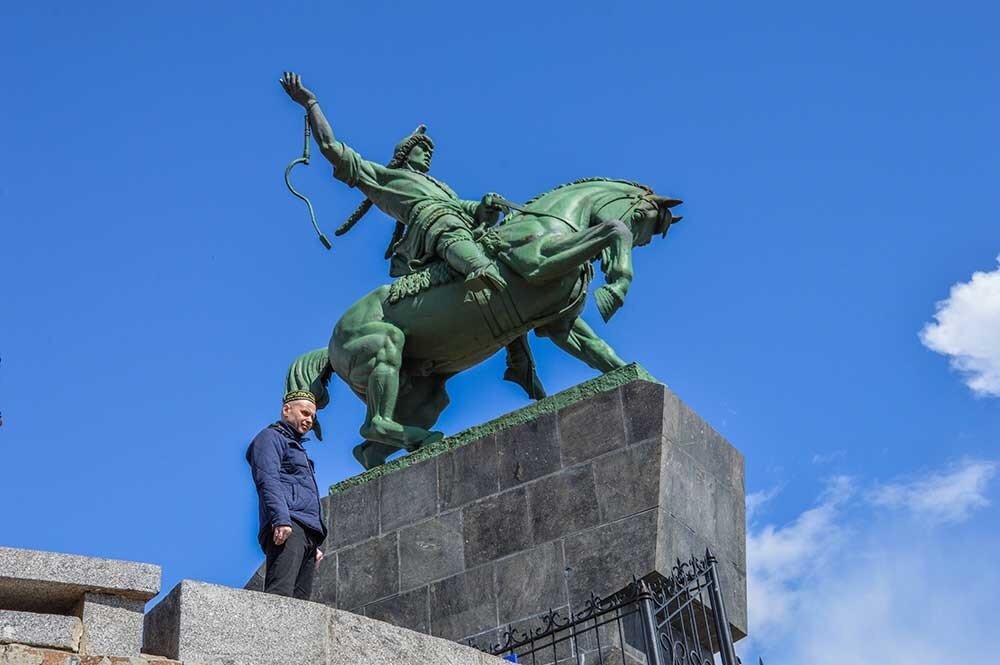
[278,72,683,470]
[280,72,545,400]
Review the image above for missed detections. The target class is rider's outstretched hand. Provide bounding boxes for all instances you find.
[280,72,317,108]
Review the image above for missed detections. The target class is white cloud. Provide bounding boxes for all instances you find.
[746,477,852,639]
[869,459,996,524]
[746,486,781,521]
[743,464,998,665]
[920,255,1000,397]
[811,450,845,465]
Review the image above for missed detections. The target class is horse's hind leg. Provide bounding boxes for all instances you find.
[393,374,451,435]
[352,374,449,469]
[338,322,442,461]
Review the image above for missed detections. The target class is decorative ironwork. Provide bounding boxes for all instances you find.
[470,550,739,665]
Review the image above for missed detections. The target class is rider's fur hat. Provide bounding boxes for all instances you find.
[393,126,434,162]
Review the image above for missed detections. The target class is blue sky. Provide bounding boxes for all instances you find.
[1,2,997,662]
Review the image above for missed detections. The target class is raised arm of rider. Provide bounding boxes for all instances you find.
[305,101,345,163]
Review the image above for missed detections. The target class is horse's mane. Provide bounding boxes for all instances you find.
[521,177,654,207]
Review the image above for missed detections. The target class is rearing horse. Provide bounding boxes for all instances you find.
[286,178,682,469]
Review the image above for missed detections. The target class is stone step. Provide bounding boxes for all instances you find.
[144,580,505,665]
[0,609,82,652]
[0,546,161,657]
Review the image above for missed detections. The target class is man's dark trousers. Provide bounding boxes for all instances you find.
[262,521,319,599]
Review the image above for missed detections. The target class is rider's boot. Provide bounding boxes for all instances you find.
[444,239,507,292]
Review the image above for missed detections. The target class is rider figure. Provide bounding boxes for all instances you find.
[281,73,506,292]
[281,72,545,399]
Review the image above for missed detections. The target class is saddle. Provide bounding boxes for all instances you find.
[384,228,508,305]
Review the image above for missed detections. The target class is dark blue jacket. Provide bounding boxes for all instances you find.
[246,421,327,546]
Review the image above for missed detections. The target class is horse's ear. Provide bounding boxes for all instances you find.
[654,195,683,208]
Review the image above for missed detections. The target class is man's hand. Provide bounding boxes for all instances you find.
[273,525,292,546]
[315,548,324,565]
[279,72,317,108]
[476,193,506,227]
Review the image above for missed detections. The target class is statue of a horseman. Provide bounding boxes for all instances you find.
[279,73,683,470]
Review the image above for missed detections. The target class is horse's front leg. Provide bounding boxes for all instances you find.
[502,218,632,285]
[594,220,635,322]
[536,315,627,373]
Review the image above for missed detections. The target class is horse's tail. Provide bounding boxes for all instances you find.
[284,347,334,440]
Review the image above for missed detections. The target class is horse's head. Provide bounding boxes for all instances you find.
[628,194,683,247]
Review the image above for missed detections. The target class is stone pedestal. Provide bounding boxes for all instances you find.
[248,365,746,645]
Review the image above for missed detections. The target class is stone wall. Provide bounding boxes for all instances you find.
[248,366,747,647]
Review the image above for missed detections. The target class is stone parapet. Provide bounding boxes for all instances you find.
[144,580,505,665]
[0,548,160,657]
[249,365,747,645]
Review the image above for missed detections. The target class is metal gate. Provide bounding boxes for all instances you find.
[472,550,739,665]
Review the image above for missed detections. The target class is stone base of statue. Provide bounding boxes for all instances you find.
[247,365,746,645]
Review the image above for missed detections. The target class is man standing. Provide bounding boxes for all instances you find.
[246,390,327,599]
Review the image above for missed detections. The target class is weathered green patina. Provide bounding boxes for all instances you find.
[278,73,683,470]
[329,363,658,493]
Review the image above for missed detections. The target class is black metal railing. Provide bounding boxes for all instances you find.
[471,550,738,665]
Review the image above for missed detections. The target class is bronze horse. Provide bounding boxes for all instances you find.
[286,178,682,469]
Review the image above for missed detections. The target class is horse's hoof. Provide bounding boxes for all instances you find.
[404,428,445,452]
[352,442,387,470]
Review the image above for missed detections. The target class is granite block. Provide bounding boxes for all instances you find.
[381,459,438,533]
[327,606,506,665]
[0,547,160,615]
[338,533,399,610]
[659,445,716,543]
[495,542,567,625]
[563,511,657,606]
[0,610,82,652]
[399,511,464,590]
[462,488,532,567]
[429,565,497,643]
[141,582,179,660]
[79,592,144,656]
[593,440,660,522]
[527,465,600,543]
[673,403,744,491]
[621,380,666,445]
[365,586,430,634]
[328,480,379,548]
[142,580,514,665]
[143,580,329,663]
[310,550,338,606]
[438,435,499,511]
[497,413,561,489]
[558,389,626,466]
